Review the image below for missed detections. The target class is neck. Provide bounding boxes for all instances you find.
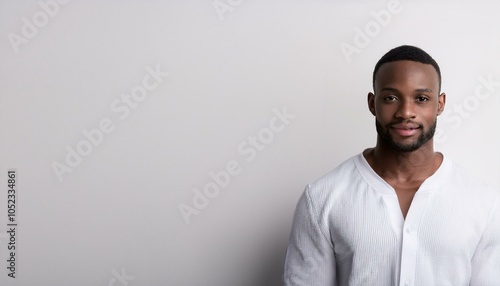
[364,137,442,182]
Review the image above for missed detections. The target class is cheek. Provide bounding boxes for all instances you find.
[418,110,439,129]
[374,104,395,122]
[422,107,439,119]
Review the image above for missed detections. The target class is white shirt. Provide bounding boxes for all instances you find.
[284,153,500,286]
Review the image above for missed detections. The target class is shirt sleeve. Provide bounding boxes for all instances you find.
[470,195,500,285]
[283,185,336,286]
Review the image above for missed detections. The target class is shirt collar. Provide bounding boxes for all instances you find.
[354,151,453,195]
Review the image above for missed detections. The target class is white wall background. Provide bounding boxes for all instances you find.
[1,1,499,285]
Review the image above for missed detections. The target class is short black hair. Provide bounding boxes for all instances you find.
[372,45,441,91]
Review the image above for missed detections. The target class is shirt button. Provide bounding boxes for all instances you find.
[404,280,411,286]
[405,227,411,233]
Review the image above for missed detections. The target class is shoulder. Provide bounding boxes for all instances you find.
[443,157,500,213]
[304,154,363,207]
[309,154,359,188]
[447,158,499,197]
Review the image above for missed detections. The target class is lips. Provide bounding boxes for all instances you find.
[391,123,420,137]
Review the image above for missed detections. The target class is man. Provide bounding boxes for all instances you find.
[283,45,500,285]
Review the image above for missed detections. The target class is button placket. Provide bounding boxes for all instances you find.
[399,191,432,286]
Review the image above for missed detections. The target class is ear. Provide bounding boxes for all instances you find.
[437,92,446,116]
[368,92,376,116]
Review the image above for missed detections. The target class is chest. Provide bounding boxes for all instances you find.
[328,189,481,264]
[390,181,423,218]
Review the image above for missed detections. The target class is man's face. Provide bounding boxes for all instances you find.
[368,60,445,152]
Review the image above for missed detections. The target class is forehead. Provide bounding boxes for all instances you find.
[374,60,439,92]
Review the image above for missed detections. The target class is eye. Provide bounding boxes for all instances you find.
[416,96,429,102]
[384,96,398,102]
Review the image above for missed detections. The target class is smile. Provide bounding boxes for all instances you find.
[391,126,420,137]
[389,122,422,137]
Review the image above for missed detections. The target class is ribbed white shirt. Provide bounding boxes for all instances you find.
[284,153,500,286]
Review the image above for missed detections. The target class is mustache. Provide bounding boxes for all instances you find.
[388,120,423,128]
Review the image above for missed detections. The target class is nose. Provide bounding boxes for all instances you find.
[395,99,416,119]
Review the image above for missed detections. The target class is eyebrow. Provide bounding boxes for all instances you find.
[415,88,433,93]
[379,87,433,93]
[380,87,399,93]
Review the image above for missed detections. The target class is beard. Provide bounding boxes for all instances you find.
[375,118,437,153]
